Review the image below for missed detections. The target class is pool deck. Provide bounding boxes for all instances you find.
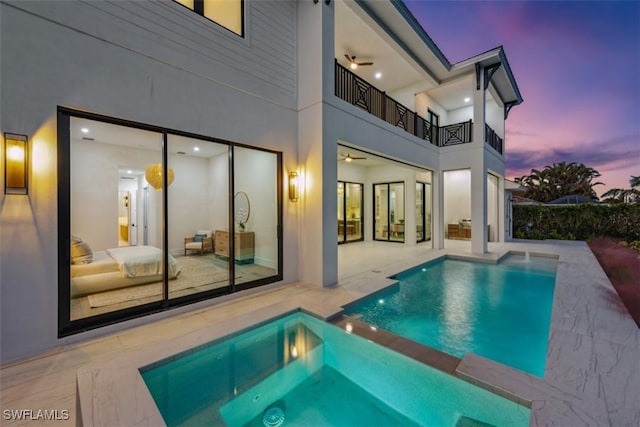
[1,240,639,426]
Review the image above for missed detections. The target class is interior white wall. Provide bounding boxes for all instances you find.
[71,138,212,254]
[208,153,230,234]
[167,153,212,253]
[234,148,278,269]
[443,170,471,227]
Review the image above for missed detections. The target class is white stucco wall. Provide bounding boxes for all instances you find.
[447,105,474,125]
[486,99,504,138]
[415,92,449,124]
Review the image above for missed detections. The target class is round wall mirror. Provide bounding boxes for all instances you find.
[234,191,250,230]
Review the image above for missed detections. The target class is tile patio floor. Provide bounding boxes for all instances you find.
[1,240,638,426]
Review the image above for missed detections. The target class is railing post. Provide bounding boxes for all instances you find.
[382,91,386,121]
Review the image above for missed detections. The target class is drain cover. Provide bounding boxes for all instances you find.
[262,406,285,427]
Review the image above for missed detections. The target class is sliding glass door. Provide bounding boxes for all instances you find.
[337,181,363,244]
[59,108,282,336]
[374,182,404,242]
[416,182,432,242]
[167,134,231,300]
[233,146,280,288]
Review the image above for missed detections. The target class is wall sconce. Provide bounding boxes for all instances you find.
[289,171,299,202]
[4,133,28,195]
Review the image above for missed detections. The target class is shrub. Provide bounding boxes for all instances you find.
[513,204,640,241]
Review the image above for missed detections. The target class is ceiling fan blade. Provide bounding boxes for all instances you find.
[351,156,367,160]
[357,62,373,66]
[344,54,353,62]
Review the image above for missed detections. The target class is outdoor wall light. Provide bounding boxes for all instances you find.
[4,133,28,195]
[289,171,299,202]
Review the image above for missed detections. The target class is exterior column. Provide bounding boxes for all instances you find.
[297,0,336,286]
[471,65,488,253]
[433,170,444,249]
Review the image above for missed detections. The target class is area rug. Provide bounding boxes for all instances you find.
[88,255,241,308]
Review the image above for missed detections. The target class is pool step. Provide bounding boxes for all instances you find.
[331,316,462,375]
[455,415,495,427]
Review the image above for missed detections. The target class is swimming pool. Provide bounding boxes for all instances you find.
[344,254,557,377]
[141,311,530,426]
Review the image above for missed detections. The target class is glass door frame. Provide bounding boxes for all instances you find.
[337,181,364,245]
[416,181,432,243]
[373,181,405,243]
[57,106,283,337]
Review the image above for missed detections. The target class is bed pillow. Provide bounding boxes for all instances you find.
[71,240,93,264]
[194,234,207,242]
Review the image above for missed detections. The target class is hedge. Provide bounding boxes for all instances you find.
[512,204,640,241]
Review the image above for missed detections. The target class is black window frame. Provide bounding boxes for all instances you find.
[372,181,405,243]
[416,181,432,243]
[57,107,282,337]
[337,180,364,245]
[173,0,245,37]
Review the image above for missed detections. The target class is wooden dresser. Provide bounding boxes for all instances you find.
[447,224,471,240]
[214,230,255,264]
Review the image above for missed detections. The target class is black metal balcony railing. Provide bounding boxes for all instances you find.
[335,60,508,153]
[485,124,503,154]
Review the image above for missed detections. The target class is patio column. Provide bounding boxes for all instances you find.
[471,64,488,253]
[297,0,337,286]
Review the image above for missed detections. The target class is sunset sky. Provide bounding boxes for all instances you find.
[405,0,640,196]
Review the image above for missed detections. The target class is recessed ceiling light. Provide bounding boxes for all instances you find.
[81,127,89,133]
[464,97,470,103]
[193,146,200,152]
[127,170,132,174]
[374,72,382,79]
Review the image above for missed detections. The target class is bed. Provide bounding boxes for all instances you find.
[71,245,182,298]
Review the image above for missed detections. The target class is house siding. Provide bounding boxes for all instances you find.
[0,0,299,363]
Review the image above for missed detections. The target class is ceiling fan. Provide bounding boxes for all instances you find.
[344,54,373,70]
[340,152,367,162]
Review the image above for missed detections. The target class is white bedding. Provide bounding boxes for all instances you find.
[106,246,181,278]
[71,246,182,298]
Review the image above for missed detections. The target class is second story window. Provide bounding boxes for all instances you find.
[427,109,439,127]
[174,0,244,36]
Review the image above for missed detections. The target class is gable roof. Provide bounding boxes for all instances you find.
[354,0,523,107]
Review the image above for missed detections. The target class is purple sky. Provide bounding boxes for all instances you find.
[405,0,640,195]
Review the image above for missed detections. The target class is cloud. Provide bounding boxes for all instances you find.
[505,128,539,138]
[506,134,640,178]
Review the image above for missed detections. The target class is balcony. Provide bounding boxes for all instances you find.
[335,61,503,154]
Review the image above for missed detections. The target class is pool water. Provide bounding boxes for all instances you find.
[344,254,557,377]
[141,312,530,426]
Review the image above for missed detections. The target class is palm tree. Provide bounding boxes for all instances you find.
[602,175,640,204]
[516,162,603,203]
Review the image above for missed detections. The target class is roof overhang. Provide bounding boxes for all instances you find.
[351,0,523,109]
[451,47,523,108]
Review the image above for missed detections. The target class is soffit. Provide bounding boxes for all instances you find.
[335,0,428,93]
